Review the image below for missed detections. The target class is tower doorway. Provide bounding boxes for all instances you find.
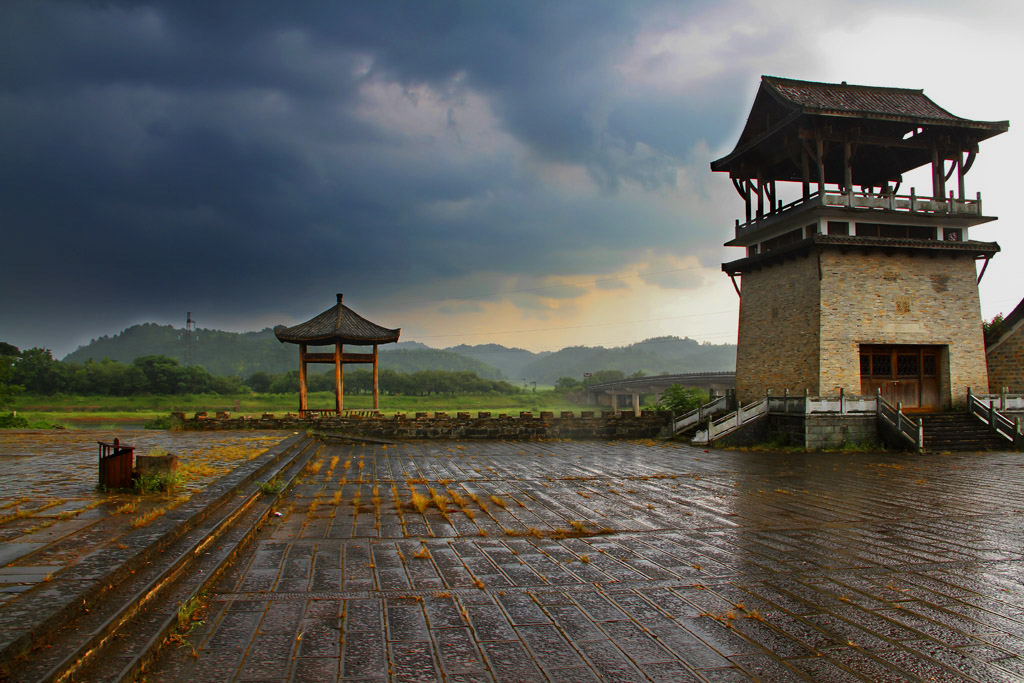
[860,345,942,411]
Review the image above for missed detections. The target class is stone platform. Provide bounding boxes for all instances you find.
[134,440,1024,682]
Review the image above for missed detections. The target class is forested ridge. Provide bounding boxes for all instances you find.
[61,324,736,383]
[0,345,522,399]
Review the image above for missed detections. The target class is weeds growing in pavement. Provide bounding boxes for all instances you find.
[257,478,285,495]
[169,592,208,647]
[134,471,183,494]
[409,492,430,514]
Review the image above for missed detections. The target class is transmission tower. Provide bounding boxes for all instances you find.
[184,312,196,365]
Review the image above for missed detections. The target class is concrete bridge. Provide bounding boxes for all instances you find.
[585,371,736,415]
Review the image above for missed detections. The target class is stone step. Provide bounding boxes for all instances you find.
[920,413,1011,451]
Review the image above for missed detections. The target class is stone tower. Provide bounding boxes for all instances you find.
[712,77,1007,410]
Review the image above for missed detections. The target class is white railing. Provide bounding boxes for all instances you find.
[673,395,730,434]
[967,389,1022,447]
[767,390,876,415]
[968,391,1024,412]
[875,393,923,451]
[692,398,767,445]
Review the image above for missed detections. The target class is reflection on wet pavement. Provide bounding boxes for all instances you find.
[143,440,1024,682]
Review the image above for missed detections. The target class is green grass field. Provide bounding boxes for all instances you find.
[11,391,599,427]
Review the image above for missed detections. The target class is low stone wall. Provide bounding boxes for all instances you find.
[802,414,877,450]
[174,410,672,440]
[716,413,879,450]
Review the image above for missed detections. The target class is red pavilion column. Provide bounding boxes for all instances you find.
[299,343,308,414]
[335,343,343,413]
[372,344,379,411]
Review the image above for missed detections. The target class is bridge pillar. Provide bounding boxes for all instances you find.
[632,392,640,417]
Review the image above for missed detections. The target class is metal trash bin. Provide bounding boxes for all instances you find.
[98,438,135,489]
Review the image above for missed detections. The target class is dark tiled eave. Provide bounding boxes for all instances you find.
[722,235,999,276]
[711,76,1008,176]
[274,295,400,346]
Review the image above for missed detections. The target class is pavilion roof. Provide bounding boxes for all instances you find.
[274,294,400,346]
[711,76,1008,185]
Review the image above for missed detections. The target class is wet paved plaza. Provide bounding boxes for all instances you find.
[146,440,1024,682]
[0,430,286,600]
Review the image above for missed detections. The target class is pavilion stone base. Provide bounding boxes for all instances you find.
[175,411,671,440]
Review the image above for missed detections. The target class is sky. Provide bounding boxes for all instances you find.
[2,0,1022,359]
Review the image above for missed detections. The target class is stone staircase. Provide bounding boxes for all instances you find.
[920,412,1013,452]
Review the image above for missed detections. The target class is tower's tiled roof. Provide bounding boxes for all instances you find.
[763,76,967,124]
[711,76,1008,184]
[274,294,400,346]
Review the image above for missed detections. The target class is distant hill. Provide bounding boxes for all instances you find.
[63,324,294,377]
[62,325,734,383]
[376,349,502,379]
[444,343,550,380]
[63,324,504,378]
[519,336,735,385]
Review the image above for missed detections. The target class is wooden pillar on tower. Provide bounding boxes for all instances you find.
[815,134,825,194]
[957,151,965,200]
[801,146,811,199]
[372,345,380,411]
[743,180,751,224]
[843,140,852,193]
[335,342,343,412]
[299,343,308,413]
[931,144,945,198]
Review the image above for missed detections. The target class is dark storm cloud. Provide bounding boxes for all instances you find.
[1,0,766,355]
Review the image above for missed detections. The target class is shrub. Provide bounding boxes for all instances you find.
[144,414,175,430]
[657,385,709,413]
[134,470,183,493]
[0,412,29,429]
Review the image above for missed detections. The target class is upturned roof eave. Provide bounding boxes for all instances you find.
[273,299,401,346]
[273,327,402,346]
[711,76,1009,175]
[722,235,1000,275]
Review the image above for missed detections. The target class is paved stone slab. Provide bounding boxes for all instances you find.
[142,441,1024,682]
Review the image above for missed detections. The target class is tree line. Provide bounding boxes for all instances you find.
[245,369,521,396]
[0,344,521,401]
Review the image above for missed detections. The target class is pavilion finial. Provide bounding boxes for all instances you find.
[337,293,343,304]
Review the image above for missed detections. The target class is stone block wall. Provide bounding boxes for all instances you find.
[176,411,671,440]
[736,253,820,403]
[802,414,876,450]
[734,247,989,408]
[716,413,878,450]
[987,318,1024,392]
[819,251,988,408]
